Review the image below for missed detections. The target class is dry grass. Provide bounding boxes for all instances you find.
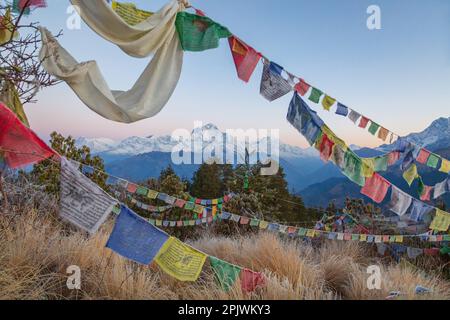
[0,181,449,300]
[0,207,449,301]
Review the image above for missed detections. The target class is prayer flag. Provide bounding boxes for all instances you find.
[322,95,336,111]
[360,173,391,203]
[0,102,55,168]
[60,157,117,234]
[111,1,153,26]
[335,103,349,116]
[147,190,159,199]
[175,12,232,52]
[416,149,430,164]
[228,36,261,83]
[106,206,169,264]
[343,150,366,187]
[240,269,265,293]
[308,87,323,104]
[316,133,334,162]
[407,247,423,259]
[368,122,380,136]
[439,159,450,174]
[429,209,450,232]
[348,110,361,124]
[426,153,440,169]
[209,256,242,292]
[374,155,388,172]
[409,200,433,222]
[260,62,292,101]
[420,185,433,201]
[294,79,310,96]
[389,187,412,216]
[155,237,207,282]
[403,164,418,186]
[378,127,389,141]
[388,151,401,166]
[358,117,370,129]
[433,179,448,199]
[259,221,269,229]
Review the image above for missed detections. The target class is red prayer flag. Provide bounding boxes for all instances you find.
[228,36,261,83]
[360,173,391,203]
[420,185,433,201]
[240,269,265,293]
[359,116,370,129]
[294,79,311,96]
[387,151,401,166]
[18,0,47,10]
[127,183,138,193]
[0,102,55,169]
[416,149,431,164]
[318,133,334,162]
[424,248,439,256]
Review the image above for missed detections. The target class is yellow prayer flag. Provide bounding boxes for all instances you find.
[259,221,269,229]
[212,199,219,205]
[395,236,404,243]
[0,9,19,45]
[306,229,315,238]
[360,234,368,242]
[112,1,153,26]
[155,237,207,282]
[147,190,159,199]
[156,220,163,227]
[403,164,418,186]
[430,209,450,232]
[440,159,450,174]
[322,95,336,111]
[361,162,375,178]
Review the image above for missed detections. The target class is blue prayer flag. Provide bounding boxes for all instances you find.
[269,62,284,75]
[106,206,169,265]
[336,103,349,116]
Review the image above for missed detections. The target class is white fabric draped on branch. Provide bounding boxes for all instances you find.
[39,0,187,123]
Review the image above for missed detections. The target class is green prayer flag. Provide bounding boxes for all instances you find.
[343,151,366,187]
[308,87,323,104]
[418,177,425,197]
[368,122,380,135]
[374,155,388,172]
[175,12,232,52]
[136,186,148,196]
[250,219,260,227]
[209,256,242,292]
[426,153,440,169]
[298,228,307,236]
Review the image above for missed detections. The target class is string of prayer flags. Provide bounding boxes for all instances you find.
[228,36,261,83]
[155,237,208,282]
[360,173,391,203]
[111,1,153,26]
[260,61,292,102]
[60,157,117,234]
[209,256,242,292]
[429,209,450,232]
[175,12,232,52]
[106,206,169,264]
[0,103,55,169]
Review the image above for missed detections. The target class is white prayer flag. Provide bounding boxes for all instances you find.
[60,157,117,234]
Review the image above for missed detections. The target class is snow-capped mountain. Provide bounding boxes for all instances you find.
[76,123,319,160]
[377,117,450,152]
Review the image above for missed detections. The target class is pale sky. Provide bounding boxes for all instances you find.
[23,0,450,148]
